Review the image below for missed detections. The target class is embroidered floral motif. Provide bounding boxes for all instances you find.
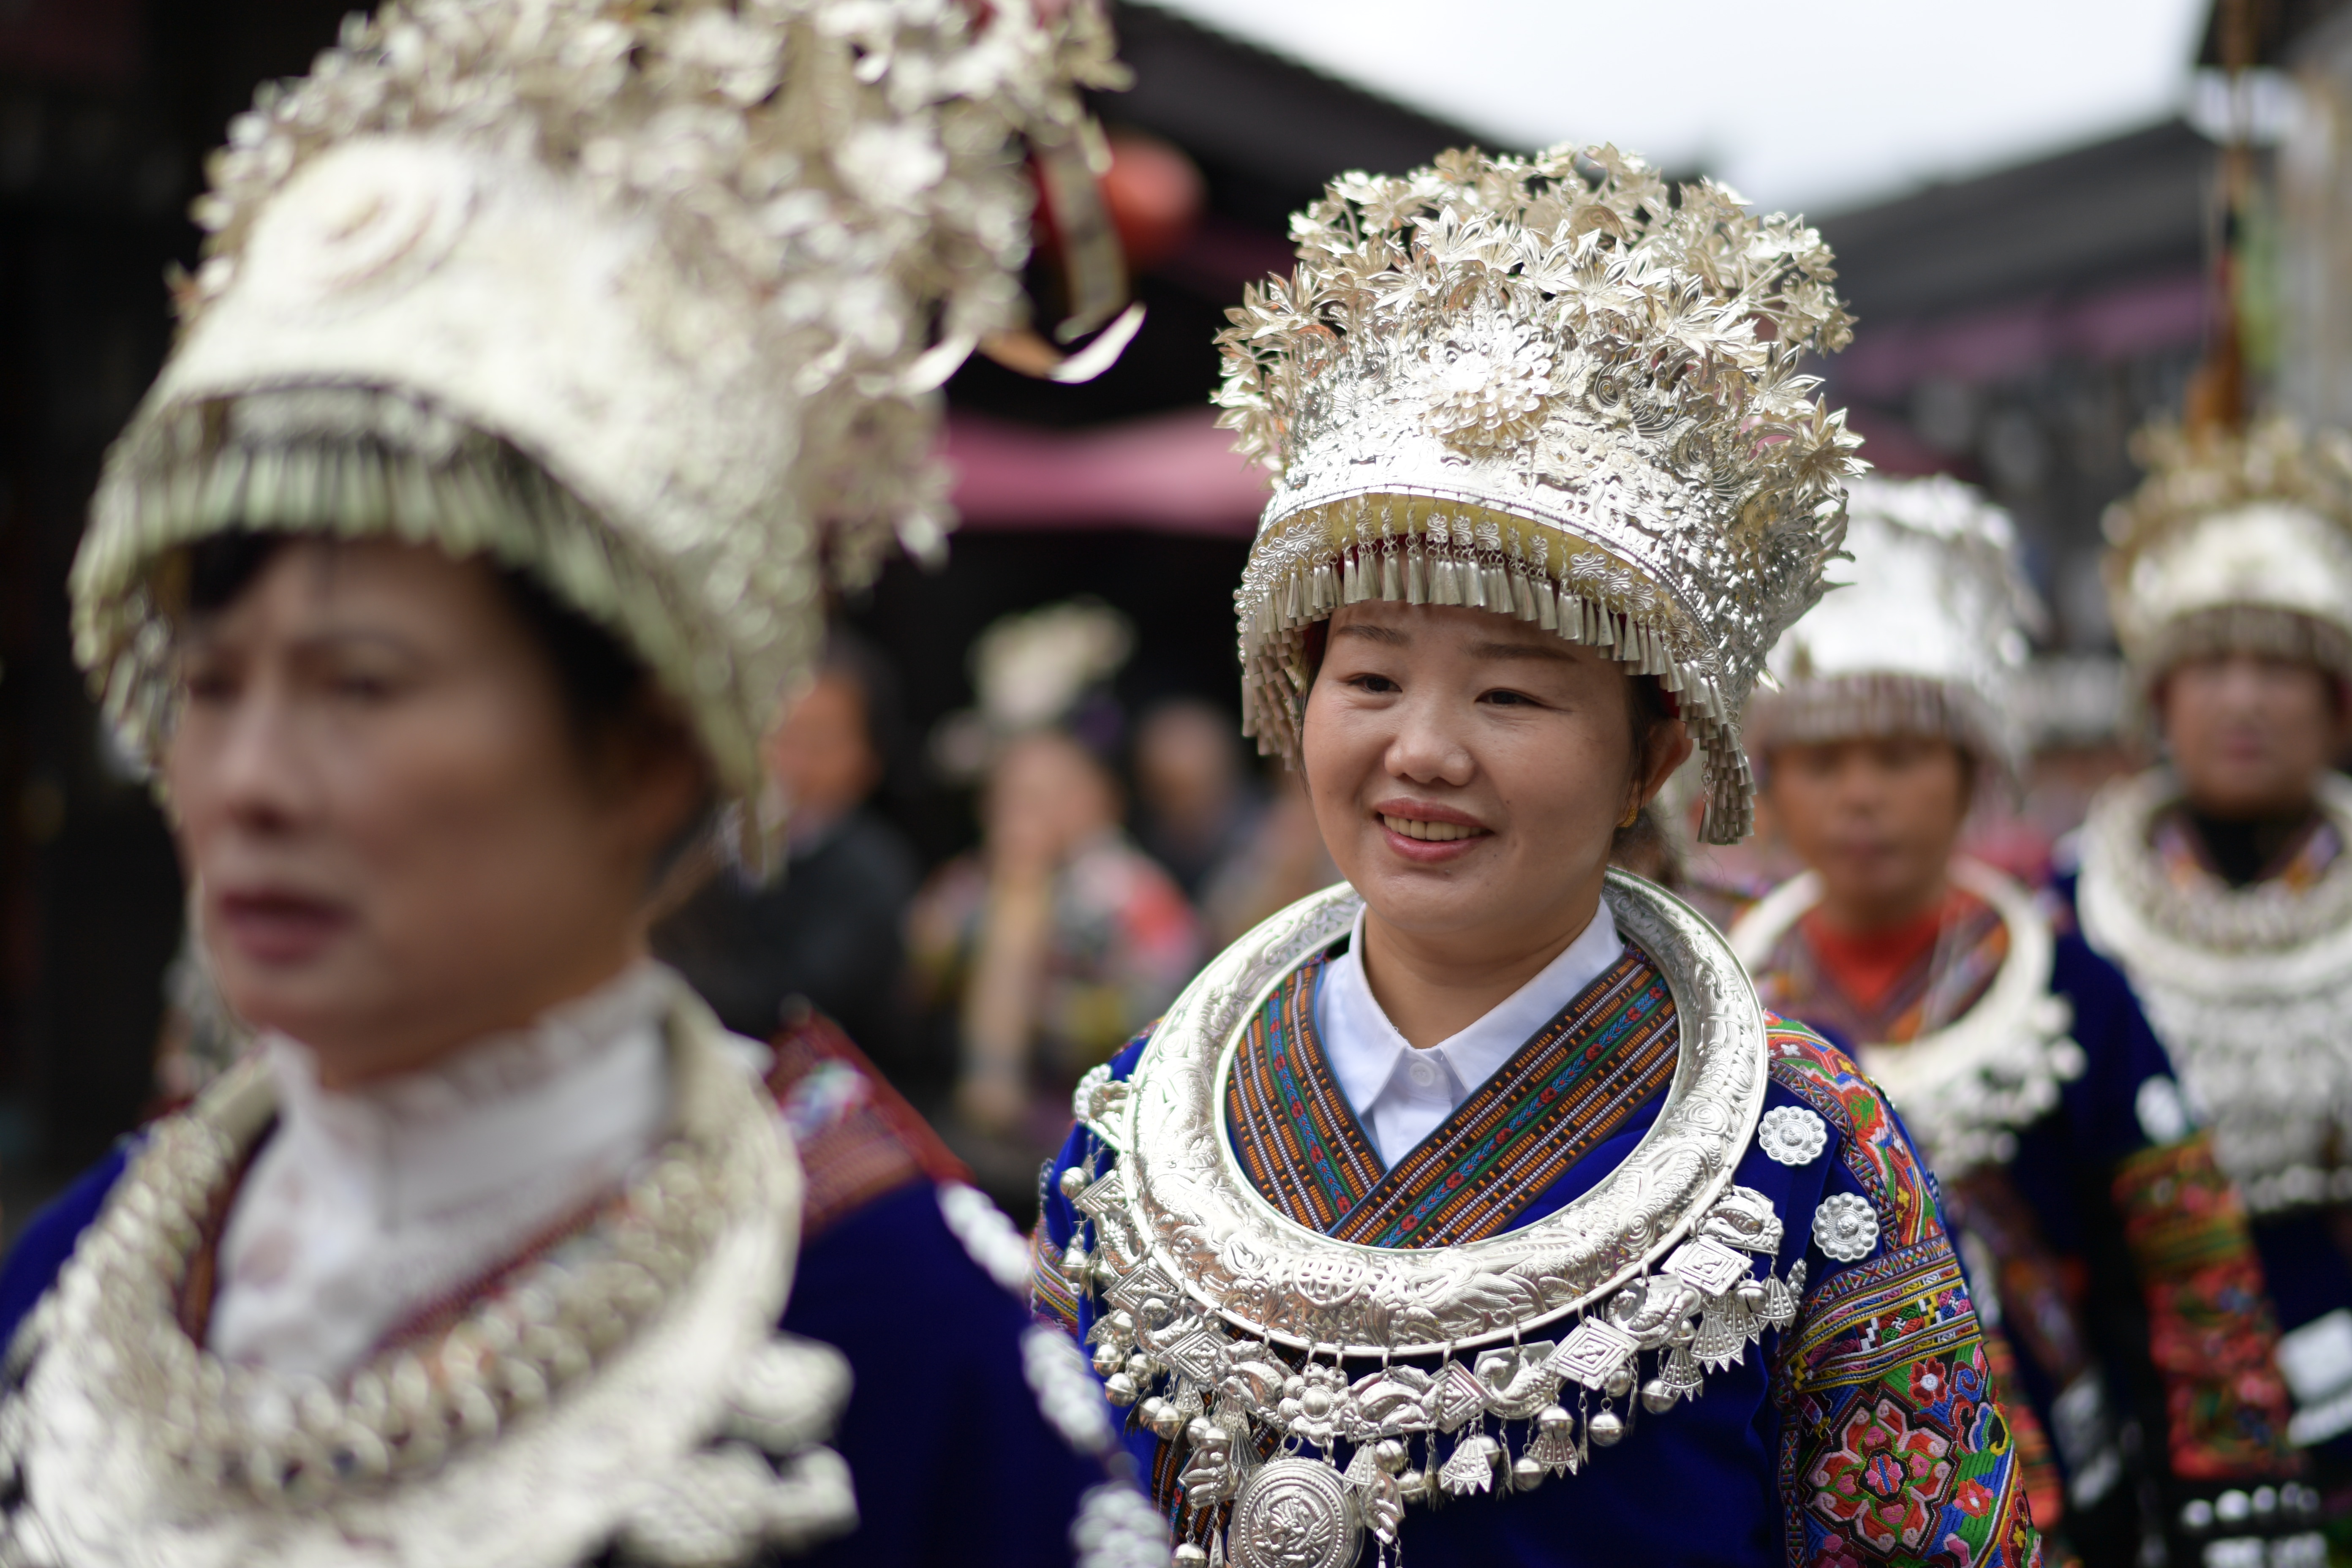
[1781,1212,2042,1564]
[1810,1395,1957,1554]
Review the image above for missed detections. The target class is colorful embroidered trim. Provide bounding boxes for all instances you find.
[765,1005,971,1239]
[1032,1231,1081,1334]
[2112,1132,2299,1480]
[1978,1316,2067,1531]
[1787,1239,1983,1391]
[1780,1233,2042,1568]
[1755,890,2009,1047]
[1223,954,1386,1232]
[1769,1025,1937,1250]
[1225,945,1681,1247]
[2153,803,2344,894]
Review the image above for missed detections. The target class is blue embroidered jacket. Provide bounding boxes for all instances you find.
[1753,898,2305,1564]
[2052,866,2352,1466]
[1034,946,2045,1568]
[0,1012,1132,1568]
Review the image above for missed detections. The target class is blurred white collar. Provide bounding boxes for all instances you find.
[210,960,675,1376]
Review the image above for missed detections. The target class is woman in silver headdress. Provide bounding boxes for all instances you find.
[2069,419,2352,1515]
[0,3,1167,1565]
[1032,146,2046,1568]
[1734,475,2310,1568]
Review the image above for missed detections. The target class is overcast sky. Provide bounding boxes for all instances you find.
[1152,0,2214,217]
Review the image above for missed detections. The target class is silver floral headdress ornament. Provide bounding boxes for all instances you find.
[1749,474,2044,784]
[2104,416,2352,694]
[1216,144,1865,842]
[69,0,1124,860]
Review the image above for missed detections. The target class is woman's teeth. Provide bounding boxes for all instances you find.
[1381,814,1483,842]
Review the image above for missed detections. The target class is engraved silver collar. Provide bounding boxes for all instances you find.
[1066,874,1802,1563]
[0,999,855,1568]
[1729,857,2084,1175]
[2080,769,2352,1209]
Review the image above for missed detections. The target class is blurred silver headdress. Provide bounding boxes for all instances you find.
[1749,474,2043,782]
[71,0,1123,842]
[2104,417,2352,691]
[1216,145,1864,842]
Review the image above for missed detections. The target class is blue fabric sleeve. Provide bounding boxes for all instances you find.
[0,1144,131,1356]
[784,1178,1118,1568]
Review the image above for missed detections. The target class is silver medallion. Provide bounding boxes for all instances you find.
[1812,1193,1879,1263]
[1756,1105,1828,1167]
[1228,1457,1362,1568]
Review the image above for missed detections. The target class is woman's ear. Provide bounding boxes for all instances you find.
[1641,720,1696,804]
[603,689,715,854]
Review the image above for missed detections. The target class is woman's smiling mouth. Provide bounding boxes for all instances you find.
[1378,812,1489,842]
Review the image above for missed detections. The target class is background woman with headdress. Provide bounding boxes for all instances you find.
[1033,144,2045,1567]
[2066,417,2352,1530]
[1733,475,2309,1567]
[0,2,1167,1564]
[909,601,1202,1215]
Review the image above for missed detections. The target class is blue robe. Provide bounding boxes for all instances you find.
[1034,943,2045,1568]
[2053,866,2352,1470]
[1752,899,2306,1565]
[0,1013,1130,1568]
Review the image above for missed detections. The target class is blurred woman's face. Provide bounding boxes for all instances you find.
[1301,599,1687,957]
[168,539,700,1087]
[2159,652,2347,819]
[984,730,1119,868]
[1764,735,1970,929]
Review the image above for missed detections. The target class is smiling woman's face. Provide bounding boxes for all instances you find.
[1301,599,1688,959]
[166,538,704,1087]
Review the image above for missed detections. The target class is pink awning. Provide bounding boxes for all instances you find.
[943,409,1270,537]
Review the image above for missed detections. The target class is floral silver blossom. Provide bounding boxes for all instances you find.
[1216,145,1866,842]
[1811,1194,1879,1263]
[1756,1106,1828,1168]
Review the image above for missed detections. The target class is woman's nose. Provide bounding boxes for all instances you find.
[1383,694,1475,786]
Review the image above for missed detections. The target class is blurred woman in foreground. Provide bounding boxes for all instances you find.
[0,2,1157,1563]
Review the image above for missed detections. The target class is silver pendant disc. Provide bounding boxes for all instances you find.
[1228,1456,1362,1568]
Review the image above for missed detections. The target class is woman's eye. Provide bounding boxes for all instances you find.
[1348,672,1400,694]
[329,670,402,703]
[183,667,237,705]
[1480,688,1538,707]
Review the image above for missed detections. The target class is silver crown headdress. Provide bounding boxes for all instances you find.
[71,0,1122,840]
[1749,474,2043,782]
[1216,145,1864,842]
[2104,417,2352,690]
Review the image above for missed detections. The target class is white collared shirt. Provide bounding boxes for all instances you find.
[1314,900,1624,1167]
[210,961,679,1378]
